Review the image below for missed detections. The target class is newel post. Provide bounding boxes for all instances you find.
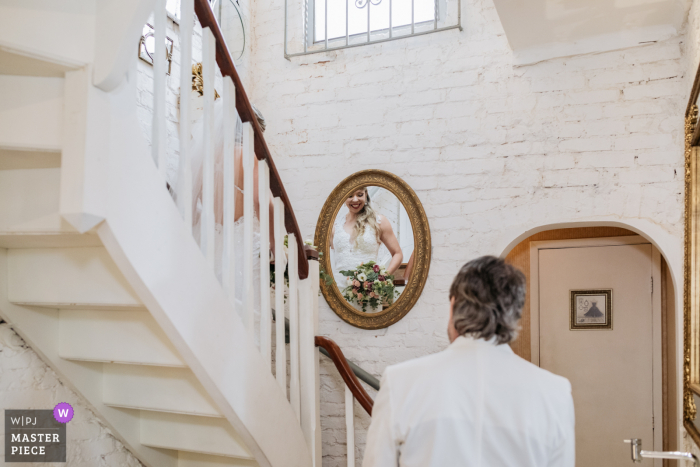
[299,246,321,466]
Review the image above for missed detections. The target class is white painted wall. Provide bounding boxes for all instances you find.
[0,321,144,466]
[247,0,690,464]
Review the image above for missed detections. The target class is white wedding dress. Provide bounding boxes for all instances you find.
[333,215,382,291]
[187,98,262,344]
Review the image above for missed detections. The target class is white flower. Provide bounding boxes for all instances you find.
[374,280,380,285]
[358,273,367,281]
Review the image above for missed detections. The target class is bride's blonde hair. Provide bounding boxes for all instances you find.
[352,187,381,246]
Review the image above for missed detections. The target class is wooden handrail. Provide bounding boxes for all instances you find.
[193,0,309,279]
[315,336,374,415]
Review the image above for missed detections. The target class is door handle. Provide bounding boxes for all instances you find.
[624,438,699,466]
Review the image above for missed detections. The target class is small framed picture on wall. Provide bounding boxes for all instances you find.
[570,289,612,330]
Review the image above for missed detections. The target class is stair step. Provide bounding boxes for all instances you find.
[178,451,258,467]
[0,148,61,170]
[0,212,101,248]
[59,309,186,367]
[0,168,61,232]
[8,247,142,308]
[103,364,220,417]
[0,75,63,152]
[0,48,73,78]
[141,411,254,460]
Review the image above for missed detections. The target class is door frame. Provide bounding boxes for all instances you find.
[529,235,663,455]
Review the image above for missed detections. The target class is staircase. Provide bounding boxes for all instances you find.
[0,1,316,466]
[1,246,256,466]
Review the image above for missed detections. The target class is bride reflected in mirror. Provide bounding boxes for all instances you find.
[331,187,403,311]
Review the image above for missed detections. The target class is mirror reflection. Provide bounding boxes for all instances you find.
[330,186,415,312]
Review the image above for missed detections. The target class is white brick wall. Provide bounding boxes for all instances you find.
[0,322,143,466]
[247,0,691,464]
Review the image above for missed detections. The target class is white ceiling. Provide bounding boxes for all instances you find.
[492,0,689,65]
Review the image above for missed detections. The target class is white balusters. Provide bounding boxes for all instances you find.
[201,27,216,267]
[274,198,287,392]
[178,0,193,226]
[345,386,355,467]
[300,257,321,466]
[153,0,167,179]
[242,121,255,337]
[259,160,271,366]
[222,78,236,298]
[288,233,301,420]
[156,0,324,436]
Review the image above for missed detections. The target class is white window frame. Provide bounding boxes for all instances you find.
[284,0,461,58]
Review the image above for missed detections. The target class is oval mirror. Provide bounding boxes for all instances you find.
[315,170,431,329]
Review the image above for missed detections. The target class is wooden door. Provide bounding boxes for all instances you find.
[535,239,661,466]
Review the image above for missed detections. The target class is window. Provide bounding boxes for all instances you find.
[284,0,460,57]
[314,0,437,42]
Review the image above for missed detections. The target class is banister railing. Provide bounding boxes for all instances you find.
[193,0,309,280]
[315,336,374,415]
[149,3,382,465]
[315,335,374,466]
[147,0,318,464]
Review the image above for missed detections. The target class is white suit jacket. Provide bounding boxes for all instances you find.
[362,335,575,467]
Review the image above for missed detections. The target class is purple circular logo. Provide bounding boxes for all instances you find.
[53,402,74,423]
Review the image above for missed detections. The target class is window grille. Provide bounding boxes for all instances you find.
[284,0,461,58]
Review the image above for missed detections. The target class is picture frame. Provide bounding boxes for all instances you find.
[138,23,174,74]
[570,289,612,330]
[685,63,700,431]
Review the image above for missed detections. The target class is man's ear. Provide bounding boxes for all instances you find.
[448,297,458,343]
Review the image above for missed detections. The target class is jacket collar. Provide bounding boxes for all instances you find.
[449,335,514,354]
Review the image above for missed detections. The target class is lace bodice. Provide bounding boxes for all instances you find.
[333,215,381,280]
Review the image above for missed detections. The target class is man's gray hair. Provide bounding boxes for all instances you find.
[449,256,526,344]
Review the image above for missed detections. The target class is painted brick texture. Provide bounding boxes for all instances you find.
[0,322,144,466]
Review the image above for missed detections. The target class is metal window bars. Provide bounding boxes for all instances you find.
[284,0,461,59]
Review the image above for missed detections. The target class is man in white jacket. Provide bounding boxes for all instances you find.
[362,256,575,467]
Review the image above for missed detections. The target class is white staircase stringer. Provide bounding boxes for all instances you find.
[94,59,312,467]
[0,249,178,467]
[93,0,156,92]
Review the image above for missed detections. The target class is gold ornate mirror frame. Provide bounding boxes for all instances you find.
[315,170,431,330]
[684,63,700,439]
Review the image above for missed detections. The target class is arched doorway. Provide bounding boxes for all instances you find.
[501,225,678,466]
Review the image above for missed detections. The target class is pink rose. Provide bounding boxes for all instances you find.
[370,292,376,298]
[378,275,385,281]
[353,280,361,287]
[364,281,371,289]
[357,293,363,300]
[373,264,380,272]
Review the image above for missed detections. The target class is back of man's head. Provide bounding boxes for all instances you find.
[449,256,526,345]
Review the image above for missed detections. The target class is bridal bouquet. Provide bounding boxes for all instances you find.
[339,261,398,312]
